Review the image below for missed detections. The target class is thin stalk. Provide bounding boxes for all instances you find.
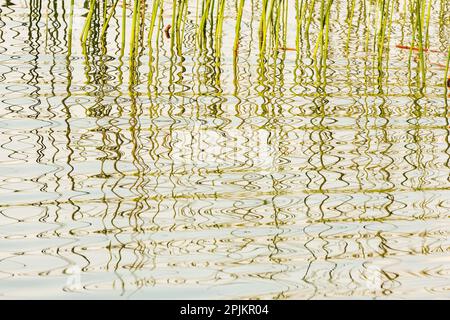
[215,0,226,54]
[305,0,316,43]
[148,0,160,48]
[296,0,307,53]
[233,0,245,55]
[312,0,326,60]
[170,0,177,53]
[415,0,426,85]
[321,0,333,81]
[120,0,126,58]
[345,0,355,51]
[81,0,96,44]
[67,0,75,56]
[445,46,450,96]
[129,0,141,83]
[261,0,275,52]
[424,0,432,48]
[377,0,390,64]
[198,0,213,45]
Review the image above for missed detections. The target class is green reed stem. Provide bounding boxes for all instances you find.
[282,0,288,49]
[273,0,282,52]
[101,0,120,40]
[120,0,126,57]
[81,0,96,44]
[445,46,450,95]
[175,0,186,54]
[415,0,426,85]
[265,0,276,50]
[321,0,332,68]
[198,0,213,45]
[259,0,267,50]
[67,0,75,56]
[384,0,394,82]
[129,0,141,78]
[377,0,391,65]
[345,0,355,51]
[305,0,316,44]
[296,0,307,52]
[148,0,160,47]
[215,0,226,54]
[313,0,333,63]
[180,0,189,48]
[170,0,177,53]
[424,0,432,48]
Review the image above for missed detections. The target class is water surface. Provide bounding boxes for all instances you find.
[0,0,449,299]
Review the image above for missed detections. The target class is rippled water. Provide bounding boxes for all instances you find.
[0,0,449,299]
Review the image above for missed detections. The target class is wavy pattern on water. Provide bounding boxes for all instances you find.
[0,0,449,299]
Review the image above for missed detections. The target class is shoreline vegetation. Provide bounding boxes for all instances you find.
[1,0,449,299]
[58,1,450,96]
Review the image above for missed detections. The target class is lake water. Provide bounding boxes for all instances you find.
[0,0,449,299]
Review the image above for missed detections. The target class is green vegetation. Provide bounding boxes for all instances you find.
[73,0,448,92]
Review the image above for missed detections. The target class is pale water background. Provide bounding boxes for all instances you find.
[0,0,449,299]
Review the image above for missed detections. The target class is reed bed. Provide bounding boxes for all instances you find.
[72,0,448,92]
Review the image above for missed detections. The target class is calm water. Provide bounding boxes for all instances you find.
[0,0,449,299]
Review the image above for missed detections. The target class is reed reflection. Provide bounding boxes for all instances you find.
[0,0,448,299]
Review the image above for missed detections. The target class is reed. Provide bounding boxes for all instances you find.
[198,0,213,47]
[81,0,96,45]
[215,0,226,54]
[376,0,390,62]
[148,0,161,84]
[424,0,432,48]
[312,0,333,65]
[100,0,120,40]
[121,0,127,58]
[233,0,245,55]
[67,0,75,56]
[345,0,355,51]
[414,0,426,85]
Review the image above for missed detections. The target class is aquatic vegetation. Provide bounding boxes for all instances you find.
[445,46,450,97]
[0,0,449,299]
[70,0,449,93]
